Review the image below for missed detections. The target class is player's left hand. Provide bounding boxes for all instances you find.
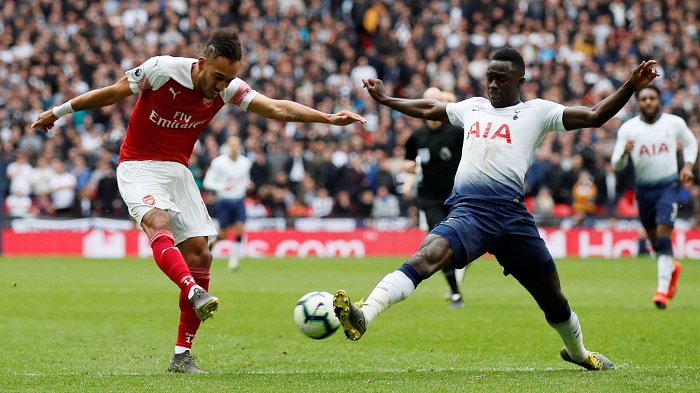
[328,110,366,126]
[629,60,660,90]
[680,165,695,184]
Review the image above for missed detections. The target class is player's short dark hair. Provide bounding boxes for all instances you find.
[635,84,661,99]
[492,47,525,76]
[203,28,242,61]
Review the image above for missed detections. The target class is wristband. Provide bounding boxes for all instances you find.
[52,101,74,118]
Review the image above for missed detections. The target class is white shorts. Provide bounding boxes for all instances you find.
[117,160,217,245]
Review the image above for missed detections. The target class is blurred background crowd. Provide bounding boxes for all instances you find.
[1,0,700,229]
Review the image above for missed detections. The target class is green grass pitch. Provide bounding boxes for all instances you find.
[1,255,698,392]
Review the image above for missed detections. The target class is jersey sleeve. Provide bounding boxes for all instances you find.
[125,56,172,94]
[610,122,632,171]
[222,78,259,111]
[445,100,471,128]
[532,99,566,132]
[674,115,699,165]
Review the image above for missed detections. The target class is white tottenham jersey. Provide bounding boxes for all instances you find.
[202,154,252,200]
[445,97,566,204]
[611,113,698,186]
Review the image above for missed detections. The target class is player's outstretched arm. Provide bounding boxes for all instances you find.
[562,60,660,130]
[363,79,449,122]
[247,94,366,126]
[31,76,135,132]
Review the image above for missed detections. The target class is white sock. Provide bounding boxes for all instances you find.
[228,242,241,269]
[362,270,416,327]
[549,311,588,362]
[657,255,674,293]
[455,267,467,284]
[174,346,190,354]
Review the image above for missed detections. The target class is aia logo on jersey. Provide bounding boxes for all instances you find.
[467,121,512,144]
[142,195,156,205]
[639,143,670,156]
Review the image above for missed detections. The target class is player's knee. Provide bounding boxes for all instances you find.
[142,209,170,232]
[188,248,213,268]
[408,236,453,276]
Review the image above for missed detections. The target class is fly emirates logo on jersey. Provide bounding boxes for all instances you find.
[467,121,512,144]
[148,110,207,129]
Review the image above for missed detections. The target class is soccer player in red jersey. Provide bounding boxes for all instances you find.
[32,27,366,373]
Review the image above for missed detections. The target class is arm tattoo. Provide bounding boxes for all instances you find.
[284,108,305,122]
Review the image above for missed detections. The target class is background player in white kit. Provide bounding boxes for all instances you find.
[611,85,697,309]
[332,48,659,371]
[31,27,365,373]
[203,135,252,271]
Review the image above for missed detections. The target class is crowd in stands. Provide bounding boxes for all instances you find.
[2,0,700,228]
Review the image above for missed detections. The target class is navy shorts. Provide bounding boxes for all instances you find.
[216,197,247,228]
[431,201,556,283]
[419,197,452,229]
[636,179,680,229]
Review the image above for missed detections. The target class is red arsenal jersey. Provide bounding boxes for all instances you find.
[119,56,258,166]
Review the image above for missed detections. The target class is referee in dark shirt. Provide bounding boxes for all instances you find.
[403,88,467,308]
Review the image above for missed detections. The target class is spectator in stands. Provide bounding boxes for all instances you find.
[7,151,33,197]
[250,148,272,188]
[331,190,357,218]
[571,170,598,227]
[297,173,317,207]
[371,185,400,218]
[533,187,556,227]
[310,187,333,218]
[48,159,77,217]
[5,188,36,218]
[357,189,375,219]
[17,126,44,156]
[525,149,552,198]
[543,153,570,204]
[284,141,308,196]
[30,156,53,197]
[70,154,93,217]
[92,163,123,217]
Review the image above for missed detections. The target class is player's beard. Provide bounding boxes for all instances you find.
[641,107,660,123]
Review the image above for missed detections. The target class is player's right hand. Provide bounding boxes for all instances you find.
[362,79,388,103]
[623,140,635,155]
[31,109,59,132]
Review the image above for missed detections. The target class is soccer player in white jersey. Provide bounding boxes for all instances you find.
[31,27,366,373]
[611,85,697,309]
[333,47,658,371]
[203,135,252,271]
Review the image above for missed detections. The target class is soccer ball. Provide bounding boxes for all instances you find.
[293,291,340,339]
